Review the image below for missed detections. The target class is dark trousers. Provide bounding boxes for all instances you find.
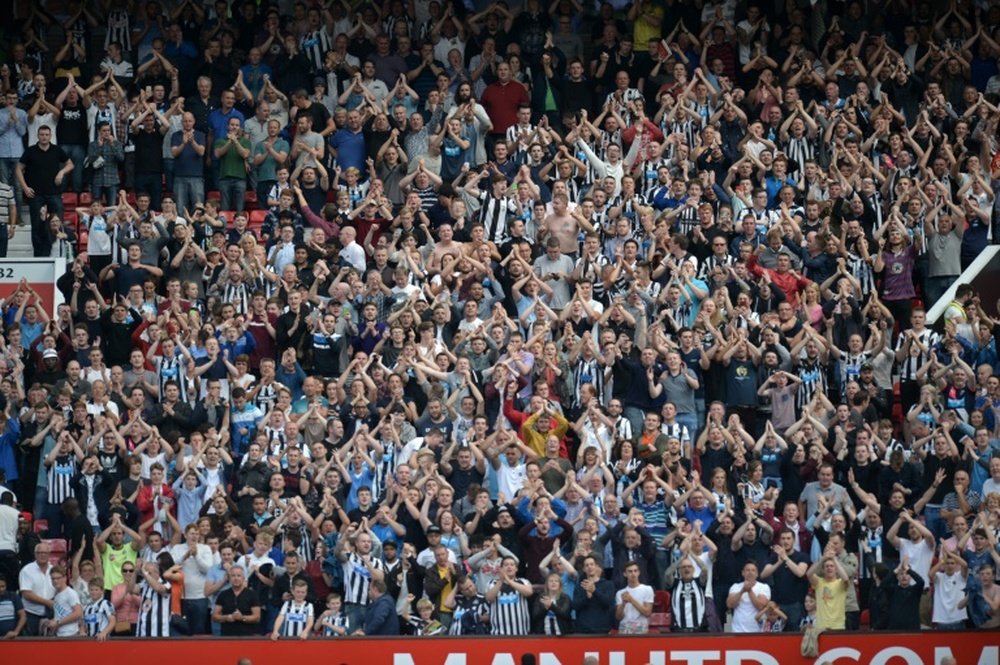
[135,173,163,210]
[0,550,19,590]
[25,611,50,636]
[182,597,209,635]
[28,193,62,256]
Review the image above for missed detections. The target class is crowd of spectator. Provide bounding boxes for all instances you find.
[0,0,999,643]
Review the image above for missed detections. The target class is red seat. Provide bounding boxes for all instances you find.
[249,209,267,234]
[63,211,79,229]
[62,192,78,209]
[649,590,671,633]
[206,190,221,202]
[78,192,92,207]
[220,211,236,227]
[43,538,69,566]
[78,230,89,251]
[33,519,48,534]
[244,190,258,210]
[325,189,337,203]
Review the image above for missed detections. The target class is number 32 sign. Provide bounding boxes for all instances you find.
[0,258,66,314]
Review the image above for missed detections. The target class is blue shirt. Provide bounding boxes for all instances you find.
[275,362,306,400]
[328,128,366,172]
[0,109,28,159]
[171,129,206,177]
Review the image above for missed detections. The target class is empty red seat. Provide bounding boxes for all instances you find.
[63,211,78,228]
[62,192,78,209]
[249,210,267,234]
[244,190,258,210]
[649,590,672,632]
[206,190,221,202]
[78,192,92,206]
[43,538,69,566]
[78,230,89,251]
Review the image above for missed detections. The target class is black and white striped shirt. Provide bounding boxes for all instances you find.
[47,455,77,505]
[670,577,706,631]
[574,253,610,303]
[783,135,816,175]
[155,354,189,403]
[222,282,252,315]
[896,328,939,381]
[321,611,351,636]
[488,579,531,636]
[674,205,699,235]
[449,593,490,635]
[478,190,516,244]
[505,123,535,153]
[137,577,171,637]
[300,28,334,73]
[83,597,115,637]
[0,183,13,226]
[572,356,604,410]
[343,552,384,605]
[278,599,314,636]
[796,358,827,410]
[697,253,735,282]
[105,9,132,52]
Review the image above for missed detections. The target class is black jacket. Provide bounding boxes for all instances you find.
[530,591,573,634]
[571,578,615,634]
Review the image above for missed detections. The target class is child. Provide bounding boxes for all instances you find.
[404,597,444,636]
[756,600,787,632]
[267,167,291,209]
[316,592,351,637]
[335,166,370,209]
[82,577,115,641]
[79,200,112,275]
[271,578,315,640]
[800,591,817,629]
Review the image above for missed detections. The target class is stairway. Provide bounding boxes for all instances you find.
[9,205,34,257]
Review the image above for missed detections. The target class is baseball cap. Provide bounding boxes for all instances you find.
[42,349,58,359]
[426,525,442,535]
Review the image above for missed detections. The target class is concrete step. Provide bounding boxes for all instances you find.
[9,205,34,257]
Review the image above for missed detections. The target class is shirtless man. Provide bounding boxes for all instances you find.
[543,193,578,258]
[428,223,464,274]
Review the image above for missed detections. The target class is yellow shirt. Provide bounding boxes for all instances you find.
[100,544,138,590]
[435,566,454,614]
[633,6,664,51]
[814,577,847,631]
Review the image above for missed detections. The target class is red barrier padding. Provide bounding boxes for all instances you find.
[3,632,996,665]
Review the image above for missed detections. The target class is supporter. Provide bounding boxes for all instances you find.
[6,0,1000,644]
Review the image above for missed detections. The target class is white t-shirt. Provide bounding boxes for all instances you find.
[898,539,934,582]
[933,570,968,624]
[728,580,770,632]
[615,583,654,632]
[0,504,18,551]
[52,586,82,636]
[496,458,527,502]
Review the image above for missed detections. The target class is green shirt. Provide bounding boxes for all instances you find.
[214,137,251,180]
[253,137,290,182]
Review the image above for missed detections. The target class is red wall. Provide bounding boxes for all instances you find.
[3,633,997,665]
